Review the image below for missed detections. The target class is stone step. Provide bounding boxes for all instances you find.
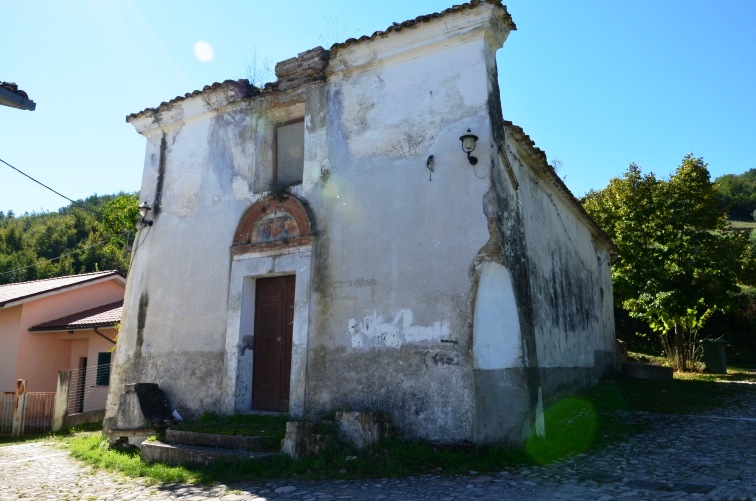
[140,441,277,466]
[165,428,270,451]
[622,362,674,382]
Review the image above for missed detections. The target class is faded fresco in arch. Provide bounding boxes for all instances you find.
[250,211,300,243]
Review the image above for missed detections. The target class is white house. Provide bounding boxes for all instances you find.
[105,0,615,444]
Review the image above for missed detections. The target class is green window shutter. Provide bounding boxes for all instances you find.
[96,352,112,386]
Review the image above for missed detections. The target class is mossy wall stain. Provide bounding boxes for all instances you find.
[153,134,167,217]
[135,291,148,358]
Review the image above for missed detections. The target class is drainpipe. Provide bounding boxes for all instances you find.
[94,327,116,345]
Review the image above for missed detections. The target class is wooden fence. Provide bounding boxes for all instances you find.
[0,392,14,435]
[0,380,55,436]
[1,369,111,436]
[23,391,56,434]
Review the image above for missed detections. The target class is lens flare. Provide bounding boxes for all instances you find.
[194,41,214,62]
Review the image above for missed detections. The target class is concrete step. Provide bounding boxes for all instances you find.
[622,362,674,382]
[165,428,270,451]
[140,441,277,466]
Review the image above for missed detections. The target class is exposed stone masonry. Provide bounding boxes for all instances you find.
[271,47,330,92]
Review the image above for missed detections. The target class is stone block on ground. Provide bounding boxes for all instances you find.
[165,429,266,450]
[281,421,334,459]
[140,441,275,466]
[621,362,673,382]
[108,383,174,447]
[335,411,393,449]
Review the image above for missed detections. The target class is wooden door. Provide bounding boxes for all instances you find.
[252,275,295,412]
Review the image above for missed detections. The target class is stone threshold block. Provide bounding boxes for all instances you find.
[622,362,673,382]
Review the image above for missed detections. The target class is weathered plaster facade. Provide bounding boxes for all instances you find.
[105,0,615,445]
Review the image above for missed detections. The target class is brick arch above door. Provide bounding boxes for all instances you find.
[232,195,314,254]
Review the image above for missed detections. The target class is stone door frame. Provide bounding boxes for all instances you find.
[221,245,313,417]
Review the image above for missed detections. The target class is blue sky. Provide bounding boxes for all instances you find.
[2,0,755,215]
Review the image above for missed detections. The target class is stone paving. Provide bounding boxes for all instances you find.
[1,385,754,500]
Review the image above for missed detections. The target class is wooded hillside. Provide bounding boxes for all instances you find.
[0,193,137,285]
[716,168,756,221]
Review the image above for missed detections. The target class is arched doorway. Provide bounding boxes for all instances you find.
[223,194,314,415]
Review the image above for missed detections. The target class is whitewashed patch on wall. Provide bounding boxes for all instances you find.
[473,262,522,369]
[348,309,449,348]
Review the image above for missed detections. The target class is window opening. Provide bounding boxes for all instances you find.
[96,352,112,386]
[274,119,304,188]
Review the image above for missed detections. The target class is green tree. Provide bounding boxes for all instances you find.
[94,192,139,273]
[715,168,756,221]
[0,193,138,284]
[100,193,139,249]
[583,155,749,371]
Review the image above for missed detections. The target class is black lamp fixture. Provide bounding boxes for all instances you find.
[459,128,479,165]
[138,201,153,227]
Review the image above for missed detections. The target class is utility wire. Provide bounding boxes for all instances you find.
[0,156,101,215]
[0,156,139,279]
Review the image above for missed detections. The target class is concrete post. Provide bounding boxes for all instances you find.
[11,379,27,437]
[52,371,71,432]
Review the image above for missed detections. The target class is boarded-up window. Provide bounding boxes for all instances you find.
[96,352,112,386]
[275,120,304,188]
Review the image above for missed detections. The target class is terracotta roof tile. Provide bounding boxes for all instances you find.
[126,79,254,122]
[29,300,123,332]
[0,271,124,307]
[331,0,515,51]
[125,1,513,122]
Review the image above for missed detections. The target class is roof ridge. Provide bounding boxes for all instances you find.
[126,1,514,122]
[330,0,514,52]
[0,270,118,288]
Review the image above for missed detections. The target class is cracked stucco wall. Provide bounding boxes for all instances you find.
[105,2,613,445]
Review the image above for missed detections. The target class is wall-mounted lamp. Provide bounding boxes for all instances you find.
[138,201,153,227]
[459,129,479,165]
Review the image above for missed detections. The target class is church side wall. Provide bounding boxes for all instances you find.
[503,137,615,404]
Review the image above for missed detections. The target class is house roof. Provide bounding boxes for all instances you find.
[0,82,36,111]
[503,120,615,249]
[126,0,513,122]
[0,271,125,308]
[29,300,123,332]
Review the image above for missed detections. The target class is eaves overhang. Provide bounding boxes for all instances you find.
[0,271,126,309]
[0,84,36,111]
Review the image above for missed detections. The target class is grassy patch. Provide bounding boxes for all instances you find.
[0,422,103,446]
[729,220,756,229]
[627,350,669,366]
[674,364,756,384]
[592,376,742,414]
[61,432,532,482]
[171,413,287,451]
[56,372,754,483]
[62,433,200,484]
[172,412,286,436]
[525,397,597,464]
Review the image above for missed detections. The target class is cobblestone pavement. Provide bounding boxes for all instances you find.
[1,385,754,500]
